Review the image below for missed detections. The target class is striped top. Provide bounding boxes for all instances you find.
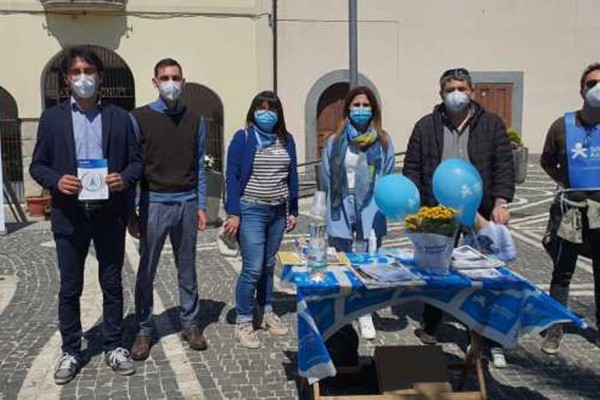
[241,139,291,205]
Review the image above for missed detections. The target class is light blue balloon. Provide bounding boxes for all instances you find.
[432,158,483,226]
[374,174,421,220]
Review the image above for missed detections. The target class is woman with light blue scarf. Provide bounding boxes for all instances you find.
[223,91,299,349]
[321,86,396,340]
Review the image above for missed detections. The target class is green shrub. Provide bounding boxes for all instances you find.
[507,127,523,147]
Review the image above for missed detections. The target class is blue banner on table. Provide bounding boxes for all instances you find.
[282,262,586,383]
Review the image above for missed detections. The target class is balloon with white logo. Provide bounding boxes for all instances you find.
[432,158,482,226]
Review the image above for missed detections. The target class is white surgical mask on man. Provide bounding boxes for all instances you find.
[585,82,600,108]
[71,75,97,99]
[159,80,182,102]
[444,90,470,113]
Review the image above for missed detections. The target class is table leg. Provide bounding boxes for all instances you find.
[456,331,486,400]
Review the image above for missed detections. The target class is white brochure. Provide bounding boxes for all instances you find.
[77,159,109,201]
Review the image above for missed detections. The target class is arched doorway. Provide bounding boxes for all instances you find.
[304,70,380,162]
[316,82,349,158]
[182,82,224,172]
[0,87,23,201]
[43,45,135,111]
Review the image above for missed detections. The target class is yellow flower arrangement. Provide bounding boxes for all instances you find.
[404,205,458,237]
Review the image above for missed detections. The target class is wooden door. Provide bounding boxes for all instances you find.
[316,82,349,159]
[317,99,345,157]
[472,83,513,128]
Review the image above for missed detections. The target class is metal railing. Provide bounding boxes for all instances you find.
[0,119,24,202]
[297,151,405,199]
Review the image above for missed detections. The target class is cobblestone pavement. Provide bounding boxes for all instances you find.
[1,157,600,399]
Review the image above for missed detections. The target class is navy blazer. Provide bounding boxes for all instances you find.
[30,100,142,235]
[224,126,299,217]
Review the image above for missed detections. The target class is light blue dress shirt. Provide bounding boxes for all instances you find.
[71,97,103,160]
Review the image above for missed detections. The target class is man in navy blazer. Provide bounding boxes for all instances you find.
[30,47,142,384]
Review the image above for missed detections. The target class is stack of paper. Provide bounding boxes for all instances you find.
[352,261,424,289]
[456,268,504,280]
[451,246,504,270]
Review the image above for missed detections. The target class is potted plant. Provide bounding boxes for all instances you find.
[404,206,458,275]
[507,128,528,184]
[204,154,224,226]
[25,188,51,219]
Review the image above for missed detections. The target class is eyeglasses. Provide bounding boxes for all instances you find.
[585,79,600,89]
[440,68,471,83]
[68,67,97,76]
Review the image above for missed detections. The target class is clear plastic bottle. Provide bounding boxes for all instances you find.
[308,191,328,282]
[308,221,327,282]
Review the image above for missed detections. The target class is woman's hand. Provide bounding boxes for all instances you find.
[287,215,297,232]
[223,215,240,236]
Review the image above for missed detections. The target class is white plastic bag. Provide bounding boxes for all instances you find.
[464,222,517,262]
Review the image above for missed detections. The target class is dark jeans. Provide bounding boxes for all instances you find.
[235,201,287,323]
[546,203,600,326]
[54,208,126,356]
[135,200,201,336]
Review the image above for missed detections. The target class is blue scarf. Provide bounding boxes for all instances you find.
[252,124,278,150]
[329,122,383,235]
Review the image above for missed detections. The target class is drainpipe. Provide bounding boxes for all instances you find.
[272,0,278,94]
[349,0,358,89]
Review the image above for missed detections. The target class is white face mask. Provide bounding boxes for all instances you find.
[585,82,600,108]
[159,80,182,102]
[70,75,97,99]
[444,89,470,113]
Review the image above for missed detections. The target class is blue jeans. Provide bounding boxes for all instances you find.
[235,201,287,323]
[135,200,201,336]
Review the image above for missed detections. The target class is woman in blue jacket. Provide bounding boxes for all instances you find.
[223,91,299,349]
[321,86,395,340]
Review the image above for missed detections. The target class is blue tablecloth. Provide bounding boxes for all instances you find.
[281,256,586,384]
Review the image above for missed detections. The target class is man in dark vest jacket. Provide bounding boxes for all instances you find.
[129,58,208,360]
[30,47,142,384]
[403,68,515,366]
[540,63,600,354]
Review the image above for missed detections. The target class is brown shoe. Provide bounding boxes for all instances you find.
[131,335,152,361]
[181,327,208,351]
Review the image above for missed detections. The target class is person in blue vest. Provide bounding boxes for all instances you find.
[30,47,142,384]
[128,58,208,360]
[540,62,600,354]
[223,91,299,348]
[321,86,396,341]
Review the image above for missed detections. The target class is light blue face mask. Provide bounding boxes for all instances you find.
[349,107,373,126]
[254,109,279,132]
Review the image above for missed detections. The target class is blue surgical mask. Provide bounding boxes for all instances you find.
[254,109,278,132]
[349,107,372,126]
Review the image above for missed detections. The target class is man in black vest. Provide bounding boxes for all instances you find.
[129,58,208,360]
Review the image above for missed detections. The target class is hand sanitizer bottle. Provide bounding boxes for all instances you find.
[368,229,377,256]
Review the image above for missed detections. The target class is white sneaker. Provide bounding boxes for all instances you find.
[490,347,507,368]
[358,314,376,340]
